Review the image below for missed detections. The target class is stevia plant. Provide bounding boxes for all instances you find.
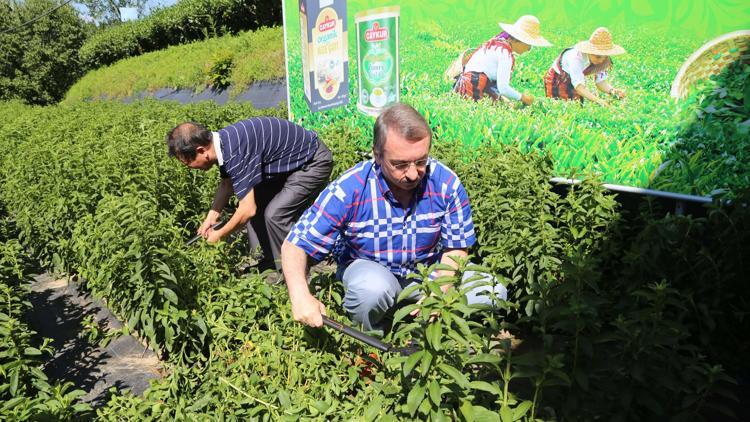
[381,259,533,421]
[0,99,746,420]
[0,217,91,420]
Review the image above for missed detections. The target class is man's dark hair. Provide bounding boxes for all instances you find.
[373,103,432,156]
[166,121,212,161]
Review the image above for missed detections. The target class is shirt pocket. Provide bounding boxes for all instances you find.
[416,223,442,251]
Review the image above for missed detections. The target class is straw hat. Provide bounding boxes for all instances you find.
[575,27,626,56]
[499,15,551,47]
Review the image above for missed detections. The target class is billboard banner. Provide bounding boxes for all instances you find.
[282,0,750,197]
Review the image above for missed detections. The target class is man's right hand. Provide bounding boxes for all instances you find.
[290,292,326,327]
[197,212,220,237]
[521,93,533,106]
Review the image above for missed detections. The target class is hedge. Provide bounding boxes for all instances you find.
[78,0,282,70]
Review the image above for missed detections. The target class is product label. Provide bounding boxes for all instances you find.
[356,8,399,116]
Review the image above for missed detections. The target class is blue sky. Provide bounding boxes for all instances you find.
[74,0,179,22]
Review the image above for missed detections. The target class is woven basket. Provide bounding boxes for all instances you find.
[671,30,750,99]
[443,48,477,82]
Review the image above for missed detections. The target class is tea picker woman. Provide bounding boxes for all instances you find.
[453,15,551,105]
[544,27,627,107]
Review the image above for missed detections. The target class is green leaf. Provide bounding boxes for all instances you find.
[437,363,469,388]
[428,379,441,405]
[465,353,501,366]
[500,404,513,422]
[10,370,18,396]
[160,287,178,305]
[469,380,501,396]
[406,382,425,416]
[364,396,383,421]
[403,350,424,376]
[459,400,475,421]
[426,321,442,351]
[392,304,420,325]
[418,349,433,377]
[512,401,532,420]
[24,347,42,356]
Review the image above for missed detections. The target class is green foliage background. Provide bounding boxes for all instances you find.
[0,98,747,420]
[0,0,89,105]
[79,0,283,71]
[65,27,286,102]
[283,0,750,196]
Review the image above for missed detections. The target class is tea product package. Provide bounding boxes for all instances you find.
[355,6,400,116]
[299,0,349,113]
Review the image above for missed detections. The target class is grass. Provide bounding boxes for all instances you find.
[64,26,286,104]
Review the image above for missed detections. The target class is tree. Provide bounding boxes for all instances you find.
[75,0,148,24]
[0,0,89,105]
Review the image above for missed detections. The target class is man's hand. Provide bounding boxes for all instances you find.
[282,240,323,326]
[610,87,626,99]
[290,292,326,327]
[205,229,223,244]
[198,215,218,237]
[521,93,533,106]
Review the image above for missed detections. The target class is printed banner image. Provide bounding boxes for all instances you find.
[283,0,750,197]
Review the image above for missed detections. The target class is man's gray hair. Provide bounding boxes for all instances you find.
[166,121,212,161]
[373,103,431,156]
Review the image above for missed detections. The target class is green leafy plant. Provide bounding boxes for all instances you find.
[0,219,90,420]
[65,27,285,103]
[0,99,745,420]
[204,51,235,90]
[78,0,282,70]
[80,314,128,349]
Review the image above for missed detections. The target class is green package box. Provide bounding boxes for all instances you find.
[355,6,400,116]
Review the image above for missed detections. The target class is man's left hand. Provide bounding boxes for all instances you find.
[205,229,223,244]
[610,88,626,99]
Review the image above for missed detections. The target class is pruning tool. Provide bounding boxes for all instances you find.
[321,315,419,356]
[184,220,226,246]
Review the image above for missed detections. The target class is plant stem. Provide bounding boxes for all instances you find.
[219,376,280,411]
[502,343,512,407]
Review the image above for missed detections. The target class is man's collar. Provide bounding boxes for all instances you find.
[212,132,224,166]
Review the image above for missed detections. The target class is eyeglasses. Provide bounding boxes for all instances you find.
[389,158,429,171]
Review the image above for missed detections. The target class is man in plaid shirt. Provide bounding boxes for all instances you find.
[282,103,507,331]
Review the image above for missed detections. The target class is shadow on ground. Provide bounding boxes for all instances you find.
[27,274,162,408]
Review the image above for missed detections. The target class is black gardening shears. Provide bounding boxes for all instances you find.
[184,220,226,246]
[321,315,420,356]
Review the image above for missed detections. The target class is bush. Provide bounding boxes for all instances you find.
[0,0,89,105]
[79,0,282,70]
[64,27,285,103]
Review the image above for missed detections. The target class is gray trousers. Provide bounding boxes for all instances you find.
[245,141,332,270]
[340,259,508,332]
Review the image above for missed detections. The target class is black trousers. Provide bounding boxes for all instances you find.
[245,141,333,270]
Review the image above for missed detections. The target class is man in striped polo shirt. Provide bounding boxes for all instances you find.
[166,117,333,272]
[281,104,507,332]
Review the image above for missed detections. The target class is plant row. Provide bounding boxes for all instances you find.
[0,100,746,420]
[0,214,91,420]
[79,0,281,71]
[65,26,285,103]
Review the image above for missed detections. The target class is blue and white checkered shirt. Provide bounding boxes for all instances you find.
[218,117,319,199]
[287,158,476,278]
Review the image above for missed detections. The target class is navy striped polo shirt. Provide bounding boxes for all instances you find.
[217,117,319,199]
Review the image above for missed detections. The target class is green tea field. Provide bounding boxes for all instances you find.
[284,1,750,197]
